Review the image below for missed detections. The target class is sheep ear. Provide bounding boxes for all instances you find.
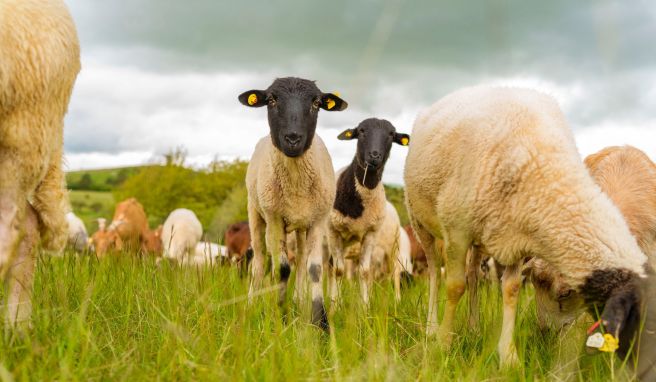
[321,93,348,111]
[238,90,267,107]
[337,128,357,140]
[393,133,410,146]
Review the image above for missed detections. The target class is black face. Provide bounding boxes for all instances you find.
[238,77,347,158]
[338,118,410,170]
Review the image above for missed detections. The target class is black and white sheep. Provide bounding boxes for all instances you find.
[328,118,409,305]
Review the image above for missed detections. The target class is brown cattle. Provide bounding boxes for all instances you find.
[91,198,160,256]
[224,222,250,263]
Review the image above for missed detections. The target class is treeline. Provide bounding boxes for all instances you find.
[113,151,248,238]
[67,167,142,191]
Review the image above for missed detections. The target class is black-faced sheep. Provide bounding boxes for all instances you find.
[404,86,654,374]
[531,146,656,329]
[0,0,80,326]
[328,118,409,306]
[239,77,347,331]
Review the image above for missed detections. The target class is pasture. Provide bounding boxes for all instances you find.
[0,252,630,381]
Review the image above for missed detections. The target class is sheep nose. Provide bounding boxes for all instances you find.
[369,151,381,160]
[285,133,302,146]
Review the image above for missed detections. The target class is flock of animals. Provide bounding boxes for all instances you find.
[1,0,655,379]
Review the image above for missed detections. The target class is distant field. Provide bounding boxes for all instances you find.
[69,190,115,230]
[0,253,627,381]
[66,166,147,192]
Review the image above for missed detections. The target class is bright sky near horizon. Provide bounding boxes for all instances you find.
[64,0,656,184]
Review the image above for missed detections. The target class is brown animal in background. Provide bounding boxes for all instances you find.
[404,225,427,275]
[224,222,250,263]
[91,198,158,256]
[142,225,163,255]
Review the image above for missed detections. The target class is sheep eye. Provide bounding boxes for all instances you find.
[268,96,277,107]
[557,289,573,301]
[312,99,321,109]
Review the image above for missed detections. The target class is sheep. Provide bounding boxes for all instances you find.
[91,198,157,256]
[0,0,79,327]
[404,85,655,372]
[370,201,413,302]
[530,146,656,331]
[66,212,88,253]
[328,118,410,306]
[404,225,428,275]
[238,77,347,331]
[161,208,203,263]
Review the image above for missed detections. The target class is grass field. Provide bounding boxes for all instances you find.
[0,253,635,381]
[66,167,145,192]
[69,190,116,230]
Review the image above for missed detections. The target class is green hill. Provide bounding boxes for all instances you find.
[66,166,149,191]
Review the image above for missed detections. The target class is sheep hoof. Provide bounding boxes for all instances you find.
[437,329,455,350]
[311,298,329,332]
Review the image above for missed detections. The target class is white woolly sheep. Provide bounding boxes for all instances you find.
[161,208,203,263]
[328,118,409,306]
[239,77,347,331]
[0,0,80,327]
[66,212,88,253]
[370,201,413,302]
[531,145,656,330]
[183,241,227,266]
[404,86,655,373]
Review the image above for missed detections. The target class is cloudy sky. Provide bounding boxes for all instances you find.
[64,0,656,184]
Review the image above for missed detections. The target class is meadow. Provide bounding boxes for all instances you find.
[0,252,632,381]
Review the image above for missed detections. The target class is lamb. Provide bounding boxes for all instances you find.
[404,86,655,374]
[328,118,410,306]
[0,0,79,327]
[161,208,203,263]
[91,198,156,256]
[239,77,347,331]
[531,146,656,331]
[66,212,88,253]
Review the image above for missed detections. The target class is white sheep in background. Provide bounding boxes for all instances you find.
[404,85,655,373]
[66,212,88,253]
[161,209,203,263]
[239,77,347,331]
[0,0,80,327]
[187,241,228,266]
[328,118,409,306]
[370,201,413,302]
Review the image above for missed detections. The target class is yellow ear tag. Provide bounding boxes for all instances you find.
[333,91,341,97]
[326,98,335,110]
[247,93,258,105]
[599,333,619,352]
[345,130,352,138]
[401,137,409,146]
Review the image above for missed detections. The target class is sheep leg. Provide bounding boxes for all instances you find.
[264,217,286,293]
[293,229,308,303]
[247,209,266,301]
[467,245,482,329]
[32,148,68,254]
[327,229,344,305]
[438,231,469,349]
[359,232,376,307]
[307,223,329,331]
[3,205,37,330]
[498,262,521,367]
[0,191,22,279]
[412,222,441,336]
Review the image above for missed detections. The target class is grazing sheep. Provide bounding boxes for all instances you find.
[531,146,656,330]
[328,118,409,306]
[0,0,79,279]
[404,86,654,372]
[181,241,227,266]
[239,77,347,331]
[161,208,203,263]
[224,222,250,264]
[66,212,88,253]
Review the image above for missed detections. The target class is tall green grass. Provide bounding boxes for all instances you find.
[0,253,631,381]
